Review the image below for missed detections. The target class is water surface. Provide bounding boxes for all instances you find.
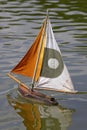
[0,0,87,130]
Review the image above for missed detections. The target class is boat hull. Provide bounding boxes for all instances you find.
[18,84,58,105]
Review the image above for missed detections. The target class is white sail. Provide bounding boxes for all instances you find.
[36,19,76,93]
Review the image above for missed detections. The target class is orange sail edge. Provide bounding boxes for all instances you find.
[11,19,46,82]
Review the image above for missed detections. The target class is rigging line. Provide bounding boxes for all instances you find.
[31,15,48,91]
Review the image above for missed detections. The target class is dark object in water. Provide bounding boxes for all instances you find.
[18,84,58,105]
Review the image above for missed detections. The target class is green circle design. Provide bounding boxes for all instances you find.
[40,48,64,78]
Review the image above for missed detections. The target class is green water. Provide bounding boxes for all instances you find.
[0,0,87,130]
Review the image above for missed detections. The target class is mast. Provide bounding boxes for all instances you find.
[31,12,48,91]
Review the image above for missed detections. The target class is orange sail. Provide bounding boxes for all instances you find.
[11,21,46,81]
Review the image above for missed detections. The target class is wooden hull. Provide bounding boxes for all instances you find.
[18,84,58,105]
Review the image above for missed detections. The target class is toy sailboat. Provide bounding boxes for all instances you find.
[8,13,77,105]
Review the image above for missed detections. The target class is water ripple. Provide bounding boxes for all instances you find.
[0,1,87,129]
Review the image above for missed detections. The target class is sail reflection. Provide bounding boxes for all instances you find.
[7,90,74,130]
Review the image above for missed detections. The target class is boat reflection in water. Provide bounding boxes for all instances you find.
[7,89,74,130]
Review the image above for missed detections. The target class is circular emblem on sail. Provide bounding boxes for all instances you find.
[40,48,64,78]
[48,58,59,69]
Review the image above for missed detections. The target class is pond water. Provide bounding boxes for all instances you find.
[0,0,87,130]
